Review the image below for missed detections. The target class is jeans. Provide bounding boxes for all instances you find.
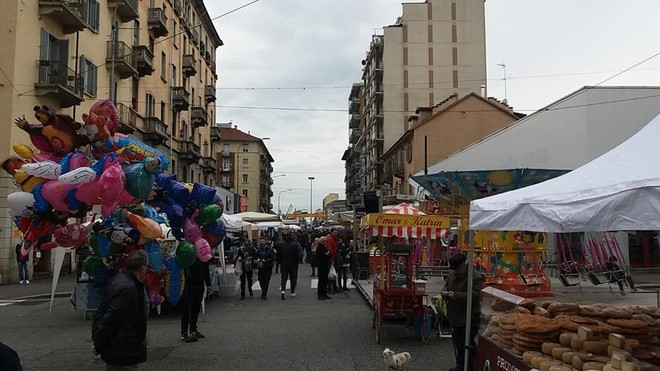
[258,265,273,297]
[451,315,481,370]
[17,260,29,281]
[240,270,254,297]
[280,263,299,294]
[337,266,350,289]
[181,284,204,334]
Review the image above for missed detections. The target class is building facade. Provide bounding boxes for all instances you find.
[0,0,221,280]
[215,123,274,213]
[344,82,364,209]
[359,0,486,191]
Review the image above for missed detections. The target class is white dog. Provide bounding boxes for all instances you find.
[383,348,411,370]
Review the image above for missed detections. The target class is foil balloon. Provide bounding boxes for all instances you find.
[188,183,217,211]
[7,192,38,217]
[175,240,196,267]
[140,268,164,307]
[88,99,119,135]
[145,240,163,272]
[124,157,161,201]
[195,204,222,226]
[14,105,88,156]
[114,136,170,171]
[127,212,164,240]
[163,257,183,306]
[54,223,93,249]
[75,162,126,217]
[3,157,48,193]
[183,216,212,263]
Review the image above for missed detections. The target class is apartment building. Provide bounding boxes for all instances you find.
[215,124,274,213]
[0,0,221,278]
[343,82,364,208]
[359,0,486,191]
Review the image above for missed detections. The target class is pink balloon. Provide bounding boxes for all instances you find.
[41,181,77,212]
[76,163,126,217]
[184,217,212,262]
[194,239,212,263]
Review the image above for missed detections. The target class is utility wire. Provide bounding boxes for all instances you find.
[0,65,21,95]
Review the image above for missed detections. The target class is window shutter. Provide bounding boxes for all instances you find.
[40,28,49,61]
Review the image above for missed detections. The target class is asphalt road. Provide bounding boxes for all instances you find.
[0,269,456,370]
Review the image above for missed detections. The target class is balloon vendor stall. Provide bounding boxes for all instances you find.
[3,101,227,315]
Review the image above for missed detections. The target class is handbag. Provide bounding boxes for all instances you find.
[328,265,337,280]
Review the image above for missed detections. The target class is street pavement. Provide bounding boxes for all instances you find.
[0,269,457,371]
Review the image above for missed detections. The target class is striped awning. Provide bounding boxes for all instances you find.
[385,202,425,215]
[367,224,445,239]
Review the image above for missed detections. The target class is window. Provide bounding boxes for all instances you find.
[171,109,177,140]
[131,78,139,110]
[133,20,139,46]
[242,158,248,168]
[84,0,100,31]
[171,64,176,86]
[242,189,248,197]
[172,20,177,47]
[160,101,166,122]
[145,93,155,117]
[79,56,97,96]
[39,28,69,83]
[242,174,248,183]
[242,144,249,152]
[161,52,166,80]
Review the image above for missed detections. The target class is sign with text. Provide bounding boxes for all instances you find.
[474,336,532,371]
[361,213,450,228]
[285,213,327,219]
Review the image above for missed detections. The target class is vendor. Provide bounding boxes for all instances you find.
[442,253,483,371]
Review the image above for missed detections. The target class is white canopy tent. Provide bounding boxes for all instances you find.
[231,212,280,223]
[462,112,660,371]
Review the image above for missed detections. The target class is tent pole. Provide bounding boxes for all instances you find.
[464,230,475,371]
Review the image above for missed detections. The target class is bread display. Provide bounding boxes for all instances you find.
[485,300,660,370]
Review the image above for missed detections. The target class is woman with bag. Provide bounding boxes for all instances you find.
[316,237,332,300]
[256,238,275,300]
[306,237,318,277]
[237,242,256,300]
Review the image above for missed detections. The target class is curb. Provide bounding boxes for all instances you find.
[10,292,72,301]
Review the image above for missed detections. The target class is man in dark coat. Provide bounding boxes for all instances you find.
[316,237,332,300]
[92,250,149,369]
[442,253,483,371]
[278,232,302,300]
[180,258,211,342]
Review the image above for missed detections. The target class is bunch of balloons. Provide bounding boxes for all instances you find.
[2,100,226,308]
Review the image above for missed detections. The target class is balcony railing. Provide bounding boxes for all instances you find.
[143,116,168,145]
[38,0,88,34]
[349,113,360,129]
[349,97,360,114]
[107,0,139,23]
[179,140,201,163]
[202,157,217,173]
[148,8,168,38]
[205,85,216,103]
[106,41,137,79]
[210,60,216,74]
[133,45,154,77]
[182,54,197,77]
[349,128,360,144]
[35,59,83,108]
[172,86,190,111]
[191,106,208,128]
[210,126,220,142]
[116,102,137,134]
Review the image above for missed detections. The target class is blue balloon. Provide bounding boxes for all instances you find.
[96,234,112,257]
[145,241,163,272]
[115,136,170,171]
[188,182,217,210]
[164,257,183,306]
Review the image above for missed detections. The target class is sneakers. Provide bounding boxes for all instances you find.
[191,330,205,339]
[19,280,24,285]
[281,291,286,300]
[181,333,198,343]
[25,280,30,285]
[343,287,350,291]
[290,293,297,298]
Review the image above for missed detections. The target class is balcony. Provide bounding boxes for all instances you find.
[202,157,217,174]
[179,141,201,163]
[116,102,137,134]
[349,128,360,144]
[349,97,360,114]
[349,113,360,129]
[143,117,168,145]
[107,0,139,23]
[38,0,88,34]
[106,41,137,79]
[148,8,168,38]
[191,106,208,128]
[220,160,232,173]
[173,0,183,15]
[205,85,216,103]
[210,126,220,142]
[171,86,190,112]
[133,45,154,77]
[204,51,211,65]
[210,61,216,74]
[35,59,83,108]
[182,54,197,78]
[191,28,200,48]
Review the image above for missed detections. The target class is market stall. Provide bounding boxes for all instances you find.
[466,112,660,370]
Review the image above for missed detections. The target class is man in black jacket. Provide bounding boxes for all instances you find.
[316,237,332,300]
[92,250,149,369]
[278,232,302,300]
[181,258,211,342]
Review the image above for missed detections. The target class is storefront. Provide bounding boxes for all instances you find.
[629,231,660,268]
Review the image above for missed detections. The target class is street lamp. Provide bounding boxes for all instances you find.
[308,177,315,215]
[278,188,293,217]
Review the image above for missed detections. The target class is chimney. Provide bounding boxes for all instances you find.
[480,85,487,97]
[234,125,237,129]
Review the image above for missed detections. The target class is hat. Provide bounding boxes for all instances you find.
[449,253,467,270]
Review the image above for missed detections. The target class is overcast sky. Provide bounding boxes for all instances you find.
[205,0,660,214]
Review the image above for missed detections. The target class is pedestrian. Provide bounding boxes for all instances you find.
[0,341,22,371]
[325,228,340,294]
[297,231,309,264]
[257,237,275,300]
[180,258,211,343]
[604,255,638,295]
[92,250,149,370]
[15,244,29,285]
[273,235,282,274]
[306,238,318,277]
[278,232,302,300]
[441,253,483,371]
[316,237,332,300]
[338,237,352,291]
[237,241,256,300]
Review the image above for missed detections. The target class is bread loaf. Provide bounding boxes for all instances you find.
[561,333,577,347]
[562,351,577,364]
[532,356,553,369]
[582,341,608,355]
[582,362,605,371]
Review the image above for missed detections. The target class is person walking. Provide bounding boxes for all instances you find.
[316,237,332,300]
[338,237,352,291]
[180,258,211,343]
[326,229,340,294]
[278,233,302,300]
[92,250,149,370]
[306,238,318,277]
[273,235,282,274]
[257,237,275,300]
[237,242,256,300]
[15,244,29,285]
[441,253,483,371]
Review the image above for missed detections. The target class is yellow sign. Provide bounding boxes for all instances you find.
[361,213,450,228]
[285,213,327,219]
